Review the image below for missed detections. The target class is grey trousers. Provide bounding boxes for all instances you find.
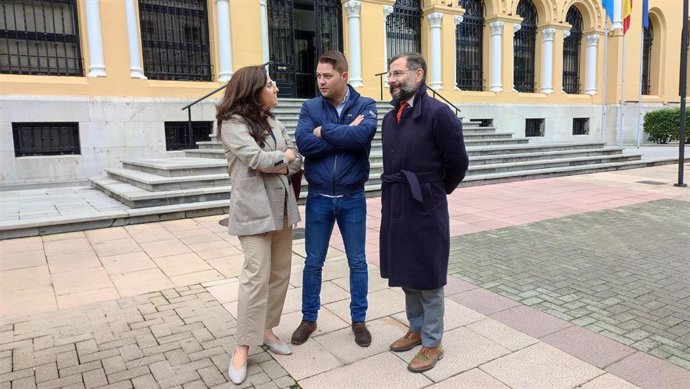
[236,219,292,345]
[402,287,444,348]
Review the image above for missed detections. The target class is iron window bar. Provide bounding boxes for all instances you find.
[386,0,422,63]
[456,0,484,91]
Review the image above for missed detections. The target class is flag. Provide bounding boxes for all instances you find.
[623,0,633,33]
[602,0,615,23]
[642,0,649,28]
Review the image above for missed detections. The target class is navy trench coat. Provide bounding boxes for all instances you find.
[379,83,469,290]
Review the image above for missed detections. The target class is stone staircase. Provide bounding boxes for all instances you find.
[91,99,646,209]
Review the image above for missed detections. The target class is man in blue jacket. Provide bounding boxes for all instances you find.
[292,51,378,347]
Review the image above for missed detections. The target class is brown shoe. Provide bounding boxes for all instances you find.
[291,320,317,345]
[389,331,422,352]
[408,345,444,373]
[352,322,371,347]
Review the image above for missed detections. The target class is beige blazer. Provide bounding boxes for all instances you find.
[220,115,302,236]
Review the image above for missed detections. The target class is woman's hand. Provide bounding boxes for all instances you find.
[284,148,297,162]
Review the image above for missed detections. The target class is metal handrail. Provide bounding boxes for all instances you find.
[375,71,462,117]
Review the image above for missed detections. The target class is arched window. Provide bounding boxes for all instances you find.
[642,20,654,95]
[513,0,537,92]
[386,0,422,62]
[563,6,583,94]
[456,0,484,91]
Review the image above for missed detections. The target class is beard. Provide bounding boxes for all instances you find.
[390,81,417,102]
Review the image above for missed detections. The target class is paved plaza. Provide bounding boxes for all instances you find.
[1,163,689,388]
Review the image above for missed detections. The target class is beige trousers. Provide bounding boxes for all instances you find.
[236,219,292,345]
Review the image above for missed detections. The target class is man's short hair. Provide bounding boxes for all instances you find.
[318,51,348,73]
[389,52,426,82]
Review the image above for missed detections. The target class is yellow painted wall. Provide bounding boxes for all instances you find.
[1,0,687,104]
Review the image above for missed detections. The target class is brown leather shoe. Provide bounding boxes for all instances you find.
[291,320,317,345]
[408,345,444,373]
[389,331,422,352]
[352,322,371,347]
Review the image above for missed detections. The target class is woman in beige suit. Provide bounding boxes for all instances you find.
[216,65,302,384]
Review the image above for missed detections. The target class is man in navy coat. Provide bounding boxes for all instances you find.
[380,52,469,373]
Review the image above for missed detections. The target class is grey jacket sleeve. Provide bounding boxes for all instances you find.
[220,119,287,172]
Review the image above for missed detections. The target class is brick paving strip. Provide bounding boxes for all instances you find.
[448,198,690,372]
[0,285,297,389]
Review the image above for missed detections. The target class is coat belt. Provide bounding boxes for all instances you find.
[380,170,444,203]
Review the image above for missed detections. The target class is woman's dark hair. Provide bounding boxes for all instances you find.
[216,65,274,142]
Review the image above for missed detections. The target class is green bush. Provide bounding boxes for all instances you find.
[643,108,690,144]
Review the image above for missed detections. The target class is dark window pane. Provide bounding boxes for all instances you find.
[12,122,80,156]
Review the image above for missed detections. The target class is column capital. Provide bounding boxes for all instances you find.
[513,24,522,34]
[586,34,600,46]
[454,15,463,26]
[427,12,443,28]
[541,28,556,41]
[563,30,571,40]
[489,20,504,35]
[344,0,361,17]
[383,5,394,20]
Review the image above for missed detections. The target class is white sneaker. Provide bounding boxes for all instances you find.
[263,338,293,355]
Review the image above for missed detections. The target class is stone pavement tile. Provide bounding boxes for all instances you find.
[140,240,192,259]
[0,286,57,320]
[466,318,538,352]
[298,352,431,389]
[43,238,93,256]
[271,308,350,343]
[426,368,511,389]
[206,255,244,278]
[447,288,521,316]
[579,373,641,389]
[444,276,479,296]
[271,338,342,381]
[160,219,202,232]
[489,305,573,339]
[0,266,51,290]
[85,228,131,244]
[606,351,690,389]
[541,325,636,369]
[206,280,239,304]
[480,343,603,389]
[172,230,223,246]
[47,251,101,274]
[323,288,403,323]
[126,227,176,244]
[152,253,213,277]
[283,282,349,315]
[111,269,174,297]
[0,236,42,253]
[93,239,143,258]
[394,326,511,382]
[41,232,85,242]
[0,250,46,271]
[56,287,120,309]
[100,253,158,275]
[314,317,406,365]
[188,240,241,259]
[52,268,114,296]
[169,270,225,287]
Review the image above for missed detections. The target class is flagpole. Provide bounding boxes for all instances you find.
[601,23,609,144]
[619,33,627,147]
[676,0,688,187]
[636,20,644,148]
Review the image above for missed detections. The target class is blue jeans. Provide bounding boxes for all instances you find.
[302,191,368,323]
[403,287,444,348]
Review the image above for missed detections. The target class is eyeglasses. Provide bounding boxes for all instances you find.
[388,69,415,78]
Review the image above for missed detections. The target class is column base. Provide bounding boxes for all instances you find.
[130,69,147,79]
[429,83,443,90]
[349,80,363,88]
[585,90,597,96]
[87,66,106,77]
[489,86,503,92]
[541,88,553,94]
[218,72,233,83]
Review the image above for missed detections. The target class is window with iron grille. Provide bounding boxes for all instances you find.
[456,0,484,91]
[642,21,654,95]
[573,118,589,135]
[1,0,84,76]
[164,121,213,151]
[513,0,537,93]
[12,122,80,156]
[139,0,212,81]
[386,0,421,63]
[563,6,582,94]
[525,118,544,137]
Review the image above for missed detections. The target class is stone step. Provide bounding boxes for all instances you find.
[466,142,606,156]
[467,147,626,165]
[466,154,642,174]
[120,158,227,177]
[106,168,230,191]
[91,177,231,208]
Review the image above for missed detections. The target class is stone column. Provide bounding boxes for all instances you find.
[541,28,556,94]
[512,23,522,91]
[383,5,394,74]
[613,0,623,31]
[260,0,270,64]
[428,12,443,89]
[489,21,504,92]
[345,1,363,87]
[585,34,600,95]
[85,0,106,77]
[124,0,145,79]
[216,0,233,82]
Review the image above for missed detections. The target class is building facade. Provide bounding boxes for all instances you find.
[0,0,688,186]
